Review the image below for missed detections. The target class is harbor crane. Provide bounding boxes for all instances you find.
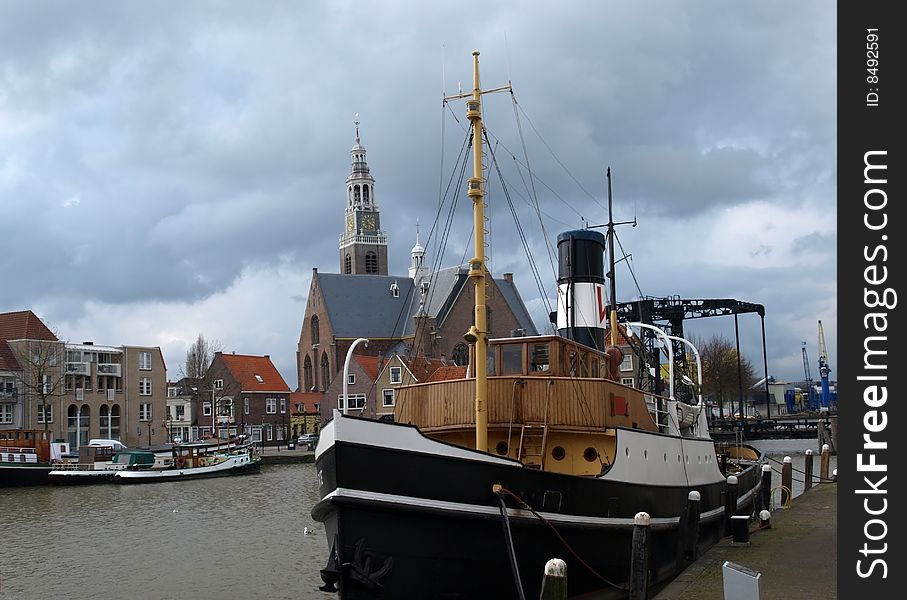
[817,320,831,409]
[800,341,813,411]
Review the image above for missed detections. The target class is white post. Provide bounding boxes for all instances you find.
[627,322,679,435]
[342,338,369,416]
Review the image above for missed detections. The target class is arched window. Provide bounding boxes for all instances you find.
[100,405,110,438]
[344,254,352,274]
[452,343,470,367]
[354,184,361,203]
[304,355,313,391]
[363,185,370,204]
[109,404,121,440]
[67,404,90,448]
[348,186,353,207]
[311,315,320,345]
[365,252,378,274]
[320,353,330,392]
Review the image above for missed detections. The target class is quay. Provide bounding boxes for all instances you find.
[257,444,315,465]
[652,481,837,600]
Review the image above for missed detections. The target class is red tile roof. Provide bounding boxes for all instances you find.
[354,355,380,381]
[220,353,290,392]
[0,311,59,372]
[289,391,321,413]
[401,357,449,382]
[426,365,468,382]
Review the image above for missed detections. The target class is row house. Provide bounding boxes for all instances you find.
[165,377,202,443]
[290,391,321,440]
[0,310,168,449]
[205,352,291,445]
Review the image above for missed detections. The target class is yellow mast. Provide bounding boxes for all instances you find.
[466,51,488,453]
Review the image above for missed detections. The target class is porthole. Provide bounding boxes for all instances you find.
[495,441,509,455]
[584,447,598,462]
[551,446,566,461]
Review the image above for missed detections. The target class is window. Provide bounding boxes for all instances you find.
[1,404,13,424]
[320,353,330,392]
[279,398,286,414]
[390,367,402,384]
[244,398,250,415]
[42,375,52,394]
[139,351,151,370]
[303,356,313,391]
[168,387,178,397]
[621,378,635,388]
[619,354,634,372]
[365,252,378,274]
[344,254,352,274]
[530,343,550,372]
[266,398,277,414]
[338,394,366,410]
[254,374,264,384]
[502,345,522,375]
[175,405,185,420]
[214,379,224,390]
[311,315,320,346]
[382,389,395,407]
[347,374,356,385]
[37,404,53,424]
[139,403,152,421]
[139,378,152,395]
[203,401,212,416]
[452,343,469,367]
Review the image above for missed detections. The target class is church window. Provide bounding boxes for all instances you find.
[363,185,369,203]
[354,185,361,203]
[311,315,320,345]
[321,353,330,392]
[452,343,469,367]
[365,252,378,274]
[304,356,313,391]
[344,254,352,274]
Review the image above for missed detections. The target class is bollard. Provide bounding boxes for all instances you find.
[724,475,739,535]
[759,509,771,529]
[804,449,814,491]
[760,464,772,513]
[781,456,792,507]
[680,491,701,562]
[539,558,567,600]
[629,512,650,600]
[832,468,838,482]
[730,515,750,544]
[820,443,830,482]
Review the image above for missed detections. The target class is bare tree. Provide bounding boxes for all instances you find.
[183,333,223,378]
[698,334,757,420]
[11,339,65,431]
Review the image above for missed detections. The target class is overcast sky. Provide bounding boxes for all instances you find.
[1,1,835,388]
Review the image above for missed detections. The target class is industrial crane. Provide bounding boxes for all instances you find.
[817,320,831,409]
[800,341,813,411]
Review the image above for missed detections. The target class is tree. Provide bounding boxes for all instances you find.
[183,333,223,378]
[11,338,65,431]
[697,334,757,420]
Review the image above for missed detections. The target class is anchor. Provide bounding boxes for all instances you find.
[343,538,394,590]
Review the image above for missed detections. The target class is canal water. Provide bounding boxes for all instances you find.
[0,439,835,599]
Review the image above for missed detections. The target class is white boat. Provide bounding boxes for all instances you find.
[49,447,159,485]
[112,442,261,484]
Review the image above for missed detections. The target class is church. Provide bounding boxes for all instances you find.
[296,128,538,418]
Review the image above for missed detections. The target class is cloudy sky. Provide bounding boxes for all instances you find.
[1,1,835,388]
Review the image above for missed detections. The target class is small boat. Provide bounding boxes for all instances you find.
[112,442,261,484]
[1,430,71,487]
[311,52,766,599]
[48,446,159,485]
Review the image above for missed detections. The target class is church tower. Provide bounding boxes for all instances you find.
[339,119,388,275]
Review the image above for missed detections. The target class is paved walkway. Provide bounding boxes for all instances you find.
[653,482,837,600]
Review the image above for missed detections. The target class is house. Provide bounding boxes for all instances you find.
[205,352,291,445]
[372,355,449,421]
[0,310,168,448]
[322,354,380,422]
[289,391,321,439]
[165,377,201,443]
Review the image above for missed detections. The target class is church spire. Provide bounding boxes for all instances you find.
[339,117,388,275]
[409,222,426,280]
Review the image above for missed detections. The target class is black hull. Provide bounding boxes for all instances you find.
[0,464,52,487]
[311,419,762,599]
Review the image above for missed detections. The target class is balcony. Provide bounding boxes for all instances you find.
[0,390,18,400]
[97,363,122,377]
[66,362,90,375]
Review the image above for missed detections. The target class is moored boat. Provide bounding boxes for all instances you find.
[48,447,159,485]
[112,442,261,484]
[311,52,765,599]
[1,429,71,487]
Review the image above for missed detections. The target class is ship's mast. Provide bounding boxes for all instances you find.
[606,167,619,347]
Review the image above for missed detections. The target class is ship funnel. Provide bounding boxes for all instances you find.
[554,230,607,349]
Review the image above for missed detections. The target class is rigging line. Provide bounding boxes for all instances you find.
[496,493,528,600]
[497,487,628,591]
[484,133,553,320]
[613,232,645,299]
[512,98,604,209]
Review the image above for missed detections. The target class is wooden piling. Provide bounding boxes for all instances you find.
[820,443,830,481]
[760,464,772,513]
[781,456,792,507]
[680,491,701,562]
[629,512,650,600]
[804,449,814,491]
[539,558,567,600]
[725,475,738,534]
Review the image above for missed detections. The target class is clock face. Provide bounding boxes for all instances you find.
[361,213,376,230]
[346,213,354,231]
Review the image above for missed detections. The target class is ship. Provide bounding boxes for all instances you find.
[310,51,765,599]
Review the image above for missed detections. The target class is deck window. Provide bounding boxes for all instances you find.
[501,344,522,375]
[530,343,550,372]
